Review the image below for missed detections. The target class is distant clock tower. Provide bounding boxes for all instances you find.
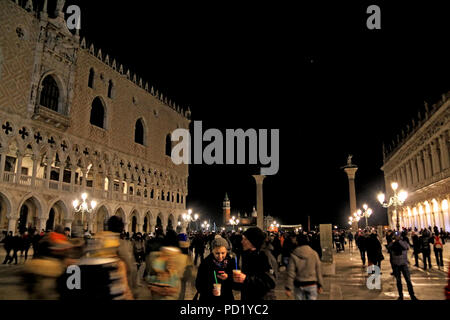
[223,193,231,225]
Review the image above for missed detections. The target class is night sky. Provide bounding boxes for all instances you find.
[67,1,450,228]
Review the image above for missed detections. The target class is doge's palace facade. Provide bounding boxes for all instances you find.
[0,0,190,235]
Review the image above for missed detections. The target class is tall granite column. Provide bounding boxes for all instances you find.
[343,156,358,232]
[252,175,265,230]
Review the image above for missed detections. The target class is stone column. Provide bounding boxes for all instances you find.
[31,154,38,188]
[343,167,358,231]
[439,133,450,170]
[406,162,412,187]
[15,151,23,184]
[58,163,64,190]
[87,217,94,233]
[0,151,6,182]
[423,148,432,179]
[45,153,53,188]
[7,218,17,235]
[137,223,143,233]
[107,175,114,200]
[410,159,418,185]
[252,175,266,230]
[38,217,47,232]
[401,166,407,187]
[430,141,441,175]
[69,165,77,192]
[64,218,73,230]
[416,154,425,182]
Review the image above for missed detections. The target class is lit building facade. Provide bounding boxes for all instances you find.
[381,95,450,231]
[0,0,190,234]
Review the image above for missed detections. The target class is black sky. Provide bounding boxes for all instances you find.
[68,1,450,228]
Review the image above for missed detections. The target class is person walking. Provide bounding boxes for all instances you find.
[145,230,192,300]
[9,233,22,264]
[387,232,418,300]
[192,233,206,266]
[21,231,31,261]
[339,231,346,252]
[348,232,354,250]
[1,231,13,264]
[195,236,235,301]
[431,232,445,269]
[366,232,383,269]
[356,231,368,266]
[411,231,421,267]
[232,227,276,301]
[285,234,323,300]
[420,229,432,270]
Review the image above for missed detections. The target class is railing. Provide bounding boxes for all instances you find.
[49,180,59,190]
[0,172,184,208]
[35,178,45,188]
[3,172,14,183]
[19,175,31,186]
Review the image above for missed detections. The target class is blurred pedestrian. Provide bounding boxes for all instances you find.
[232,227,276,301]
[348,232,354,249]
[1,231,13,264]
[145,230,192,300]
[192,232,206,266]
[285,234,323,300]
[387,231,418,300]
[21,231,31,261]
[356,231,368,266]
[366,232,383,269]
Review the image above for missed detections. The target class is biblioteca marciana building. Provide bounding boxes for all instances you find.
[0,0,190,235]
[381,95,450,231]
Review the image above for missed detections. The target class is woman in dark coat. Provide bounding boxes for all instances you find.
[195,236,235,301]
[366,233,383,268]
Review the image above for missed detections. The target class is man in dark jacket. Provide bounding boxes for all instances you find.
[356,231,368,266]
[366,232,383,268]
[387,233,418,300]
[233,227,276,301]
[229,231,243,267]
[411,232,421,267]
[420,229,432,270]
[192,233,206,266]
[2,231,13,264]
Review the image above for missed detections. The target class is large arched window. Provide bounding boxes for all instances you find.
[135,118,145,145]
[165,134,172,156]
[90,97,105,128]
[88,68,95,88]
[40,75,59,111]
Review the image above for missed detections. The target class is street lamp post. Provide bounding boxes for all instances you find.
[229,216,239,231]
[72,192,97,232]
[355,204,373,228]
[181,209,199,233]
[377,182,408,231]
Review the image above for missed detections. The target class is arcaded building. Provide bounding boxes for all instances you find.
[381,94,450,231]
[0,0,190,234]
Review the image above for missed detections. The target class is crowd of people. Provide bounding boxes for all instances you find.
[0,219,326,301]
[1,222,448,300]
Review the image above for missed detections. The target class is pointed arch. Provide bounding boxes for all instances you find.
[90,96,107,129]
[135,118,146,145]
[88,68,95,88]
